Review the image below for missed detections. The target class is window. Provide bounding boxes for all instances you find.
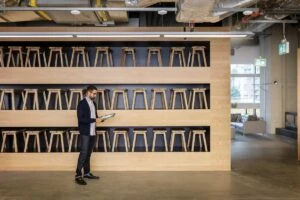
[231,64,260,116]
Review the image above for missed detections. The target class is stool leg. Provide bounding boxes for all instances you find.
[11,92,15,110]
[202,134,208,152]
[132,133,137,152]
[202,92,208,109]
[150,92,156,110]
[152,133,157,152]
[169,50,174,67]
[59,51,64,67]
[192,91,196,109]
[0,91,4,110]
[111,92,116,110]
[42,52,47,67]
[13,133,18,152]
[191,51,195,67]
[110,52,113,66]
[163,134,168,152]
[70,51,75,67]
[44,131,49,150]
[158,51,163,67]
[106,132,111,149]
[163,91,168,110]
[68,133,74,152]
[171,92,176,109]
[183,93,188,109]
[86,52,90,67]
[199,92,203,109]
[143,91,148,110]
[94,51,99,67]
[170,134,175,152]
[112,134,117,152]
[187,130,192,150]
[132,51,136,67]
[1,134,7,152]
[48,134,54,152]
[143,133,148,152]
[182,134,187,152]
[179,53,183,67]
[36,134,41,152]
[48,51,53,67]
[19,50,24,67]
[201,50,207,67]
[147,51,151,66]
[24,133,29,152]
[191,133,196,152]
[60,133,65,152]
[25,49,30,67]
[124,134,128,152]
[132,91,136,110]
[103,133,108,152]
[68,92,73,110]
[22,92,28,110]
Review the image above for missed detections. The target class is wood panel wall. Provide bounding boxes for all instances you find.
[0,32,231,171]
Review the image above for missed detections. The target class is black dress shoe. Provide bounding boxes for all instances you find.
[84,173,100,179]
[75,177,87,185]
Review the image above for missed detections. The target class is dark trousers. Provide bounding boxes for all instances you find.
[75,134,96,177]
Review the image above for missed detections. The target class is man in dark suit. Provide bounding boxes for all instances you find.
[75,85,100,185]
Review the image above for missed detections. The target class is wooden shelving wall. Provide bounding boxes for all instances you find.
[0,29,230,171]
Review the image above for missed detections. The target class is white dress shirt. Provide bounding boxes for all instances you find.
[85,96,96,136]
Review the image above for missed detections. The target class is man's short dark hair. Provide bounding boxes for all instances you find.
[86,85,97,92]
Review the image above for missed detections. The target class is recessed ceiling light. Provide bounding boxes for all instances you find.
[243,10,253,16]
[158,10,167,15]
[71,10,81,15]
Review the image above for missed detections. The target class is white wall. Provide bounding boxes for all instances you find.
[231,45,260,64]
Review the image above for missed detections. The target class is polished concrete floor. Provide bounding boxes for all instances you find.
[1,133,300,200]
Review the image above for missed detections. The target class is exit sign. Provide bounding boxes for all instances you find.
[255,57,267,67]
[279,41,290,55]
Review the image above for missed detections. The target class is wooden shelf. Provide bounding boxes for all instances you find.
[0,152,229,171]
[0,110,211,127]
[0,67,211,84]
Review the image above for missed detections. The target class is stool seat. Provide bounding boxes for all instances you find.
[94,47,113,67]
[170,88,188,109]
[0,88,15,110]
[132,88,148,110]
[170,130,187,152]
[152,130,168,152]
[188,88,208,109]
[95,130,111,152]
[121,47,136,67]
[48,47,69,67]
[169,47,186,67]
[147,47,163,66]
[68,131,80,152]
[111,89,129,110]
[187,130,208,152]
[24,131,42,152]
[1,131,18,152]
[132,130,148,152]
[150,88,168,110]
[22,89,39,110]
[7,46,24,67]
[188,46,207,67]
[112,130,130,152]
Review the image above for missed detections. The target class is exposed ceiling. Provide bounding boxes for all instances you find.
[0,0,299,33]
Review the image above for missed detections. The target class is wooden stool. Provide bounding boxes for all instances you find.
[44,89,63,110]
[95,130,111,152]
[94,47,113,67]
[0,89,15,110]
[112,130,130,152]
[150,88,168,110]
[0,47,5,67]
[68,131,80,152]
[1,131,18,152]
[24,47,47,67]
[121,47,136,67]
[6,46,24,67]
[70,47,90,67]
[169,88,188,109]
[23,131,42,152]
[48,131,65,152]
[22,89,39,110]
[111,89,129,110]
[152,130,168,152]
[188,46,207,67]
[188,88,208,109]
[96,89,111,110]
[170,130,187,152]
[48,47,69,67]
[187,130,208,152]
[147,47,163,66]
[132,130,148,152]
[169,47,186,67]
[66,89,83,110]
[132,88,148,110]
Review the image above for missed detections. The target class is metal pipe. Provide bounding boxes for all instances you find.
[0,7,177,12]
[248,20,298,24]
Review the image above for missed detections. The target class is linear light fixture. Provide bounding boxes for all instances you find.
[0,32,254,38]
[163,32,254,38]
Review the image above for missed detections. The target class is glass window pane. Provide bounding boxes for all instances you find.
[231,64,255,74]
[231,77,255,103]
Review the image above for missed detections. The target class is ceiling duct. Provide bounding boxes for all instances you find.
[176,0,257,23]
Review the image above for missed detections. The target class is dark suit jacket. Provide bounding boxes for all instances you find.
[77,98,98,136]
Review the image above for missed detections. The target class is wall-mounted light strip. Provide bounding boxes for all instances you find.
[0,32,254,38]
